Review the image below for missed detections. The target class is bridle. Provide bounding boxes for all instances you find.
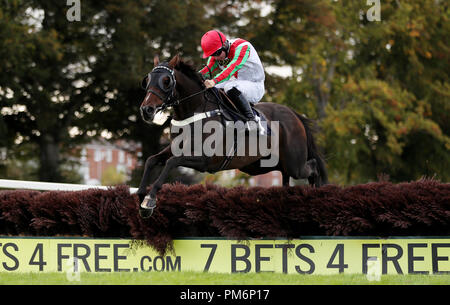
[141,64,209,112]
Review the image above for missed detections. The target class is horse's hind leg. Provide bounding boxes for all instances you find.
[305,159,320,187]
[297,159,319,186]
[282,173,290,186]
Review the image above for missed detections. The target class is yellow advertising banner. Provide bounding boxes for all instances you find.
[0,237,449,275]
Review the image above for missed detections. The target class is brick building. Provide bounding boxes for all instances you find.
[217,169,283,187]
[248,171,283,187]
[79,139,141,185]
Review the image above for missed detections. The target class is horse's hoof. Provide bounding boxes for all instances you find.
[139,195,157,218]
[139,207,154,218]
[140,195,156,208]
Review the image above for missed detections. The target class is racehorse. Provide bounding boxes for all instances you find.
[137,54,328,218]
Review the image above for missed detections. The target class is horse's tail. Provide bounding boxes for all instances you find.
[294,111,329,185]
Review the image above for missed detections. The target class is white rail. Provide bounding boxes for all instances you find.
[0,179,138,193]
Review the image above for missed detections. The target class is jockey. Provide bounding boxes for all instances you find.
[199,30,265,126]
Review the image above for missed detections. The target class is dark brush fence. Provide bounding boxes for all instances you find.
[0,179,449,254]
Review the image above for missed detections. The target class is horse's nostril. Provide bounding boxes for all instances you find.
[141,106,154,117]
[140,106,155,123]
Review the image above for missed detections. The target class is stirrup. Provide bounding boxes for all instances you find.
[248,116,267,136]
[255,116,266,135]
[245,118,259,132]
[235,118,257,134]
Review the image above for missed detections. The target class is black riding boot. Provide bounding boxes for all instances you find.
[227,87,256,121]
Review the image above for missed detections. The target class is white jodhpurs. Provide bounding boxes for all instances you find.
[216,79,265,104]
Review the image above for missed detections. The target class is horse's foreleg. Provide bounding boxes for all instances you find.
[137,146,171,204]
[140,156,205,218]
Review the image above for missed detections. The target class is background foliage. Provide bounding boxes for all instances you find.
[0,0,448,185]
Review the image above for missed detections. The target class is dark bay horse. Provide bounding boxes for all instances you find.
[137,54,328,217]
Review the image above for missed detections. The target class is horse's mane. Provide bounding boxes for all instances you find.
[174,58,205,88]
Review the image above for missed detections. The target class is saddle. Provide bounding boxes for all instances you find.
[209,88,271,172]
[213,88,271,135]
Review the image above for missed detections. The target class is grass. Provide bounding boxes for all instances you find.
[1,271,449,285]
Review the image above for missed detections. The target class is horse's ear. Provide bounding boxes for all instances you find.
[168,54,181,69]
[153,54,160,67]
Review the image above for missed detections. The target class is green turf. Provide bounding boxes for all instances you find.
[0,271,449,285]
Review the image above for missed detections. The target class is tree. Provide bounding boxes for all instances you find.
[2,0,447,185]
[0,0,228,183]
[322,0,450,182]
[1,0,107,181]
[245,0,449,183]
[101,165,126,186]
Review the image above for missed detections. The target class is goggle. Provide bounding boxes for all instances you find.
[141,64,177,104]
[211,48,225,57]
[141,65,176,93]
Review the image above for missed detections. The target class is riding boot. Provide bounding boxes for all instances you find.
[227,87,258,131]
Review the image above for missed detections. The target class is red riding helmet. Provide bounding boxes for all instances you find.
[201,30,227,58]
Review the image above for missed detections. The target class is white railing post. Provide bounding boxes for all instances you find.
[0,179,138,193]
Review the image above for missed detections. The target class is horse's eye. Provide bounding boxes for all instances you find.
[163,77,170,87]
[158,75,173,92]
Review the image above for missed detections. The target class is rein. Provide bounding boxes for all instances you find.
[154,87,210,113]
[173,63,216,105]
[175,87,209,105]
